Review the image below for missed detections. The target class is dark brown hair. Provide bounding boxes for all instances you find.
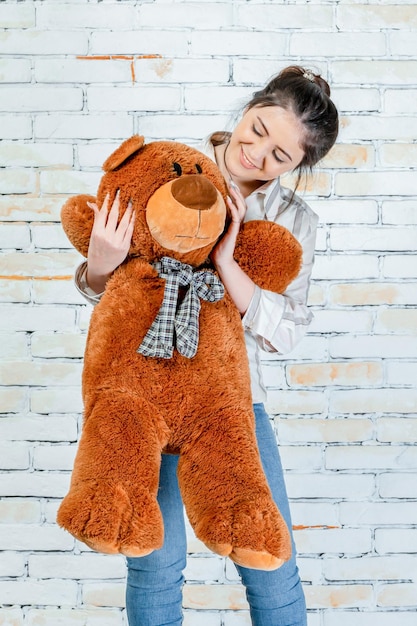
[247,65,339,172]
[212,65,338,176]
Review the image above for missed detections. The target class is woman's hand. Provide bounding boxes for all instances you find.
[211,182,255,315]
[86,191,135,294]
[211,181,246,269]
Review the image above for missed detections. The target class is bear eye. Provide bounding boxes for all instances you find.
[195,163,202,173]
[173,162,182,176]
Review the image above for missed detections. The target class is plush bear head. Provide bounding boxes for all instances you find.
[62,136,229,269]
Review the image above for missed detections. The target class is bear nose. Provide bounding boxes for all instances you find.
[171,175,218,211]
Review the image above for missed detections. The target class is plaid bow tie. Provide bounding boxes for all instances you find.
[138,257,224,359]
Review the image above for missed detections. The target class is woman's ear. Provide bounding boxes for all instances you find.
[103,135,145,172]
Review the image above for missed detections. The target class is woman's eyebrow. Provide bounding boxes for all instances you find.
[257,115,293,161]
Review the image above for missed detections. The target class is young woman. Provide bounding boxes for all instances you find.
[76,65,339,626]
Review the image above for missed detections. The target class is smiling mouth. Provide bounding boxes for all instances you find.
[240,148,258,169]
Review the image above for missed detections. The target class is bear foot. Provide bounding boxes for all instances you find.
[57,480,164,557]
[194,498,291,571]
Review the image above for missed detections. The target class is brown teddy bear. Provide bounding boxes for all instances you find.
[57,136,302,571]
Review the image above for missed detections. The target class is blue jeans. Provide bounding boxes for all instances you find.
[126,403,307,626]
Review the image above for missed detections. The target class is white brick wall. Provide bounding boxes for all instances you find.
[0,1,416,624]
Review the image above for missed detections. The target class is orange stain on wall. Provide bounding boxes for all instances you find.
[77,54,163,83]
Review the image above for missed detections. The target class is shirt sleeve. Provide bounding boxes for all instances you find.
[74,261,104,306]
[241,213,317,355]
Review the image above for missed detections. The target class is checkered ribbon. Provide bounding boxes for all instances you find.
[138,257,224,359]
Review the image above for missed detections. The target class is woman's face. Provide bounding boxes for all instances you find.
[225,105,305,185]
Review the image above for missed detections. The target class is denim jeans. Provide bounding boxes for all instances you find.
[126,403,307,626]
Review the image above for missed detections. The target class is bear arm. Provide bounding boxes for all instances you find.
[61,194,96,258]
[234,221,302,294]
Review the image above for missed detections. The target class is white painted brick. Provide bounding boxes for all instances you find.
[383,255,417,279]
[375,529,417,555]
[379,473,417,499]
[285,473,375,500]
[386,363,417,387]
[0,224,30,250]
[36,3,137,29]
[140,3,233,28]
[0,472,70,498]
[238,4,333,29]
[0,498,40,523]
[35,114,133,140]
[310,200,378,225]
[0,552,25,577]
[330,227,416,251]
[376,309,417,334]
[87,86,181,112]
[0,4,34,28]
[0,31,88,55]
[31,332,86,358]
[305,583,373,609]
[1,87,82,112]
[0,142,73,168]
[0,115,32,139]
[291,32,386,57]
[185,86,253,112]
[90,31,189,56]
[0,279,31,304]
[0,197,62,222]
[266,390,327,415]
[258,363,286,388]
[0,443,30,470]
[31,224,74,249]
[233,59,327,87]
[33,444,77,470]
[137,114,229,141]
[263,337,328,362]
[0,387,26,413]
[26,609,124,626]
[390,31,415,56]
[0,304,75,331]
[294,528,372,555]
[222,613,251,626]
[40,169,102,195]
[191,31,287,57]
[330,282,417,306]
[382,201,417,225]
[330,335,417,359]
[309,310,373,334]
[312,254,378,280]
[29,554,126,579]
[279,445,323,471]
[335,172,416,197]
[340,114,417,141]
[31,387,83,414]
[0,360,82,386]
[35,58,133,84]
[0,332,29,359]
[326,445,417,471]
[291,502,340,529]
[33,280,86,306]
[0,524,73,551]
[0,608,23,626]
[340,502,417,526]
[135,58,230,85]
[185,556,224,582]
[82,582,126,608]
[278,418,374,444]
[337,4,417,29]
[334,61,417,86]
[0,251,82,279]
[380,143,417,168]
[77,142,121,168]
[385,88,417,114]
[324,612,417,626]
[0,58,31,83]
[0,169,37,194]
[0,580,77,607]
[331,88,380,113]
[0,415,77,442]
[330,388,417,414]
[377,418,417,443]
[184,610,222,626]
[183,583,248,611]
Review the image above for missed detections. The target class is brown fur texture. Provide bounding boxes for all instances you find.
[57,136,302,571]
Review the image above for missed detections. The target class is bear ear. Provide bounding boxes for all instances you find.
[103,135,145,172]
